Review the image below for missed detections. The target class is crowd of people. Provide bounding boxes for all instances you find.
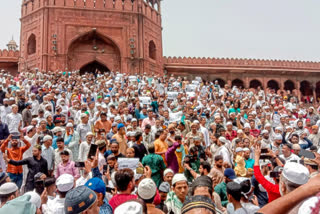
[0,69,319,213]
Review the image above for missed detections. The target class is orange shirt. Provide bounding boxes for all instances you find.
[112,133,128,155]
[154,139,168,165]
[94,120,112,133]
[0,139,31,174]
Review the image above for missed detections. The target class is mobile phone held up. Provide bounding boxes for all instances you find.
[75,162,85,168]
[88,144,98,159]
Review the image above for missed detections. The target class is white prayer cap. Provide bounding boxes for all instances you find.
[52,127,63,133]
[218,136,228,144]
[56,174,74,192]
[163,168,174,177]
[282,162,309,185]
[0,182,18,195]
[115,116,122,121]
[275,126,283,131]
[43,135,52,142]
[244,123,250,129]
[114,201,143,214]
[86,132,94,137]
[137,178,157,200]
[235,147,243,153]
[66,123,73,128]
[80,113,88,118]
[172,174,187,186]
[237,129,243,134]
[26,125,34,133]
[226,121,232,126]
[274,134,283,140]
[265,123,271,127]
[261,130,269,135]
[24,192,41,208]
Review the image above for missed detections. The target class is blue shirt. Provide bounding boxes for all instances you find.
[100,198,113,214]
[245,158,255,169]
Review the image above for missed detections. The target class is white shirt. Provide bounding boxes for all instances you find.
[279,153,301,162]
[216,145,232,166]
[23,134,39,159]
[98,152,106,174]
[78,141,91,161]
[200,125,210,147]
[42,195,65,214]
[31,99,40,116]
[7,112,22,133]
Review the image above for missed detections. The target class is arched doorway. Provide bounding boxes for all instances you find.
[267,80,279,91]
[300,81,313,96]
[67,30,121,72]
[80,61,110,76]
[315,81,320,102]
[284,80,295,92]
[232,79,244,88]
[249,79,262,89]
[214,78,225,87]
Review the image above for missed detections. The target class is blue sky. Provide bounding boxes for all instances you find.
[1,0,320,61]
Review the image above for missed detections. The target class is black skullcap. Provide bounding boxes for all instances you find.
[181,195,216,214]
[192,176,213,192]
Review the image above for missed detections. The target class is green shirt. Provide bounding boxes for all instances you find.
[184,159,200,183]
[142,153,166,187]
[214,181,228,207]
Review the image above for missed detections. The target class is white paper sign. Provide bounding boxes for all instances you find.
[167,92,179,100]
[139,96,151,105]
[169,111,183,123]
[118,158,139,171]
[186,84,198,92]
[129,76,137,81]
[186,92,196,98]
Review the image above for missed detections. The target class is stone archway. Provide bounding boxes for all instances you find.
[232,79,244,88]
[316,81,320,102]
[300,80,313,96]
[249,79,262,89]
[267,80,279,91]
[214,78,225,87]
[80,60,110,76]
[284,80,295,92]
[67,30,121,72]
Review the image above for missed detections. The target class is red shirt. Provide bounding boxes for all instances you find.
[109,194,138,211]
[226,130,237,141]
[254,166,281,202]
[250,129,261,138]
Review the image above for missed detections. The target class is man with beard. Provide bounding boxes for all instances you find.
[1,134,30,189]
[0,98,11,124]
[186,123,204,148]
[209,155,225,186]
[260,130,271,148]
[199,161,211,176]
[308,125,320,147]
[109,168,137,210]
[277,162,309,214]
[104,139,125,160]
[5,144,48,192]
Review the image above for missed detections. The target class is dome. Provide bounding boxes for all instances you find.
[7,39,17,46]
